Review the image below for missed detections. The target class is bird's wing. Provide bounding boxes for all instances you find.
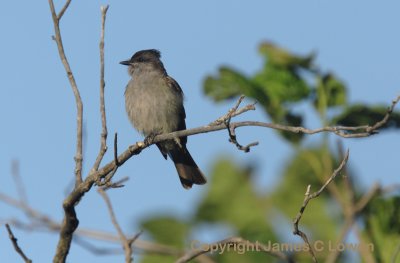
[166,76,187,145]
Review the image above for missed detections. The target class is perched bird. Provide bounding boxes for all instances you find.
[120,49,207,189]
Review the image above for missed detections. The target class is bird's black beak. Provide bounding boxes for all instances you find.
[119,60,131,65]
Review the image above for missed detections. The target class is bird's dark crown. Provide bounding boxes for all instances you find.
[129,49,161,63]
[120,49,166,74]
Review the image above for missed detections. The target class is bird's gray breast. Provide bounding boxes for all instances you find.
[124,72,183,136]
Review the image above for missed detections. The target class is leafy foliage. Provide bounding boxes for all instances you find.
[332,104,400,128]
[363,197,400,262]
[195,159,276,241]
[140,217,189,263]
[203,41,400,142]
[314,73,347,117]
[138,41,400,263]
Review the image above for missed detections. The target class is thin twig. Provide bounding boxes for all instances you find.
[366,95,400,132]
[325,218,355,263]
[128,230,143,248]
[98,188,133,263]
[114,133,119,166]
[48,0,83,261]
[48,0,83,187]
[337,140,355,216]
[226,117,259,152]
[325,179,399,263]
[96,132,120,187]
[11,160,28,204]
[354,183,381,213]
[325,181,398,263]
[57,0,72,20]
[213,95,259,152]
[354,225,375,263]
[73,236,122,255]
[292,150,350,263]
[92,5,110,171]
[209,95,256,126]
[5,224,32,263]
[0,193,59,231]
[324,143,356,263]
[0,190,181,257]
[98,176,129,190]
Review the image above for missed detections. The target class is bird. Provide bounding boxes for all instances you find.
[120,49,207,189]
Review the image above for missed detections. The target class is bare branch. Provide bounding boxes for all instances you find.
[96,133,121,188]
[354,183,381,213]
[128,230,143,248]
[92,5,110,171]
[175,237,293,263]
[1,191,182,258]
[48,1,83,261]
[210,95,259,152]
[73,236,122,255]
[325,180,400,262]
[98,176,129,190]
[79,94,399,197]
[46,92,397,262]
[366,94,400,133]
[354,225,376,263]
[48,0,83,186]
[98,188,133,263]
[292,150,350,263]
[114,133,119,166]
[11,160,28,204]
[5,224,32,263]
[226,118,259,152]
[0,193,59,230]
[209,95,256,126]
[57,0,72,20]
[325,218,355,263]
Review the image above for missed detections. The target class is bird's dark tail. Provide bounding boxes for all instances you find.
[168,147,207,189]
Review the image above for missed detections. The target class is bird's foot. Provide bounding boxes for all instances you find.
[144,133,159,146]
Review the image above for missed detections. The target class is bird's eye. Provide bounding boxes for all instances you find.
[137,57,145,62]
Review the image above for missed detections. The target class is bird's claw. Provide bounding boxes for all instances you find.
[144,133,158,146]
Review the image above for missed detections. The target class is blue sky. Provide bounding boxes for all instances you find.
[1,1,399,262]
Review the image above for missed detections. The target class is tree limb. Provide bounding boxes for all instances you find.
[98,187,133,263]
[48,0,83,187]
[92,5,109,171]
[48,0,83,261]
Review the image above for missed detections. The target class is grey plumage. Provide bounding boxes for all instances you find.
[121,49,206,189]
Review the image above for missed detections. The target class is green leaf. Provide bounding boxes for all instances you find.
[332,104,400,129]
[140,216,189,248]
[258,41,315,69]
[203,67,263,102]
[194,158,279,262]
[363,197,400,262]
[253,63,311,105]
[202,41,317,145]
[279,111,304,143]
[139,217,188,263]
[195,158,276,241]
[314,73,347,116]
